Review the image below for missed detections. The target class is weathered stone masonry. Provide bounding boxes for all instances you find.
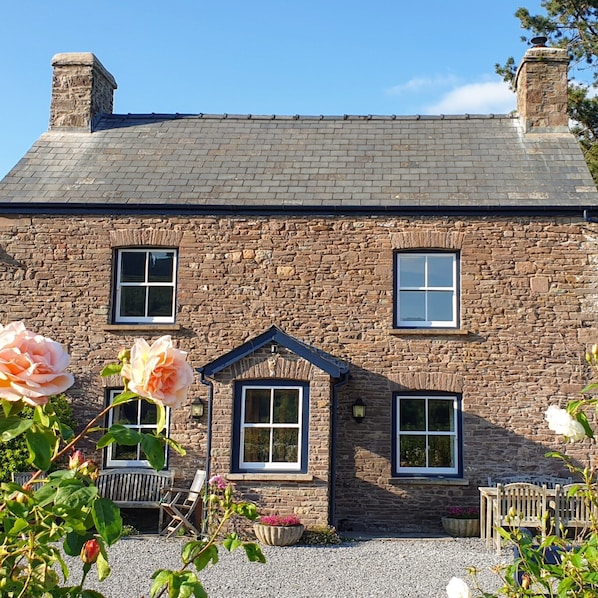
[0,212,593,532]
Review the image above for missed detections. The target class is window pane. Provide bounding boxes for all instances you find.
[148,251,174,283]
[400,399,425,431]
[429,435,454,468]
[273,389,299,423]
[244,389,271,423]
[427,291,453,322]
[113,402,138,426]
[272,428,298,462]
[399,291,425,321]
[120,287,146,317]
[120,252,146,282]
[243,428,270,462]
[140,400,158,425]
[427,256,454,287]
[147,287,174,317]
[400,435,426,467]
[428,400,454,432]
[399,256,425,287]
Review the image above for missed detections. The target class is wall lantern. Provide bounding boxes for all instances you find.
[190,399,205,420]
[352,398,366,423]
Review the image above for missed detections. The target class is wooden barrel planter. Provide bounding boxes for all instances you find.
[441,516,480,537]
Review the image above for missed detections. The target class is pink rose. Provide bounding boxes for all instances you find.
[120,335,194,408]
[0,321,74,406]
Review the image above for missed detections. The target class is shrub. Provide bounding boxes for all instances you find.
[0,393,76,482]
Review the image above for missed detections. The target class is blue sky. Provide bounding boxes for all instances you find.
[0,0,546,179]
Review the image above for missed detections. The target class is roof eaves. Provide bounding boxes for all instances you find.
[198,326,349,378]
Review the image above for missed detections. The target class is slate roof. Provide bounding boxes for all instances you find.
[1,112,597,213]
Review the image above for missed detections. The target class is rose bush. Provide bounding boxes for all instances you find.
[0,321,265,598]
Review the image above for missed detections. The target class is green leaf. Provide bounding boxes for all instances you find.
[233,502,258,520]
[55,483,97,511]
[577,411,594,439]
[63,531,92,556]
[107,424,142,446]
[25,424,57,470]
[140,433,166,471]
[191,545,219,571]
[0,416,33,441]
[100,363,122,377]
[96,431,116,449]
[155,401,167,435]
[92,497,122,546]
[110,391,138,407]
[81,591,109,598]
[223,532,242,552]
[164,436,187,457]
[243,542,266,563]
[150,570,173,598]
[1,398,25,416]
[96,549,111,582]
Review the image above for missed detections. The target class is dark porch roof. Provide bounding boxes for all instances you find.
[198,326,349,378]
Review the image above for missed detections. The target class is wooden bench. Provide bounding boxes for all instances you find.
[97,468,175,533]
[96,468,174,509]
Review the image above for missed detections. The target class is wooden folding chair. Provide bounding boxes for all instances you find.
[160,469,206,538]
[494,483,548,554]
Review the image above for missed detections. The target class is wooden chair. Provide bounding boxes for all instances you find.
[557,484,597,538]
[494,483,549,553]
[160,469,206,538]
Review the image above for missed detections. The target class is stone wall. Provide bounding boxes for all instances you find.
[0,212,594,532]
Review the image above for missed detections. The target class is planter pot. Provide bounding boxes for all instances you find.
[441,516,480,537]
[253,523,304,546]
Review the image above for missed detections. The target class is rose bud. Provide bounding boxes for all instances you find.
[80,539,101,564]
[69,450,84,470]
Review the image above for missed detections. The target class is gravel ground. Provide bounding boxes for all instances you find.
[65,535,511,598]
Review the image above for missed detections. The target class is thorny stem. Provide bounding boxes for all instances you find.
[155,505,234,598]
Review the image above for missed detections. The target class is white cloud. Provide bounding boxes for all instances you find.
[424,80,516,115]
[387,74,460,96]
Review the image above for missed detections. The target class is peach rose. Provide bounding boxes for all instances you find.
[0,321,74,406]
[121,335,194,408]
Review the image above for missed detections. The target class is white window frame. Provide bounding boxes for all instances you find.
[239,385,304,472]
[395,394,460,476]
[114,248,177,324]
[396,252,458,328]
[105,389,170,468]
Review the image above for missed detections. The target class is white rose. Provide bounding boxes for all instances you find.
[545,405,585,442]
[446,577,471,598]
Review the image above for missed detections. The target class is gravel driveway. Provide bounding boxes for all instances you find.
[68,535,511,598]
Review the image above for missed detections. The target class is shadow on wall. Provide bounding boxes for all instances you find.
[333,364,582,535]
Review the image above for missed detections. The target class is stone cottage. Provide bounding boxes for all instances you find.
[1,42,598,533]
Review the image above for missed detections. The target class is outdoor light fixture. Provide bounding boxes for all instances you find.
[190,399,205,419]
[352,398,366,423]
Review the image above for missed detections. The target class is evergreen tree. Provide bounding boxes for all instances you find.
[497,1,598,183]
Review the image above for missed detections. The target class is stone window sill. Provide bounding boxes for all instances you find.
[389,477,470,486]
[388,328,470,336]
[102,324,181,332]
[227,473,314,483]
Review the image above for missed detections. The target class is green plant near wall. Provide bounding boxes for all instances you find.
[0,393,76,482]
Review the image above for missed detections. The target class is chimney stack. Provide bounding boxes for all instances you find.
[515,39,569,133]
[49,53,117,130]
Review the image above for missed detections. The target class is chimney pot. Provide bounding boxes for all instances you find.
[530,36,548,47]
